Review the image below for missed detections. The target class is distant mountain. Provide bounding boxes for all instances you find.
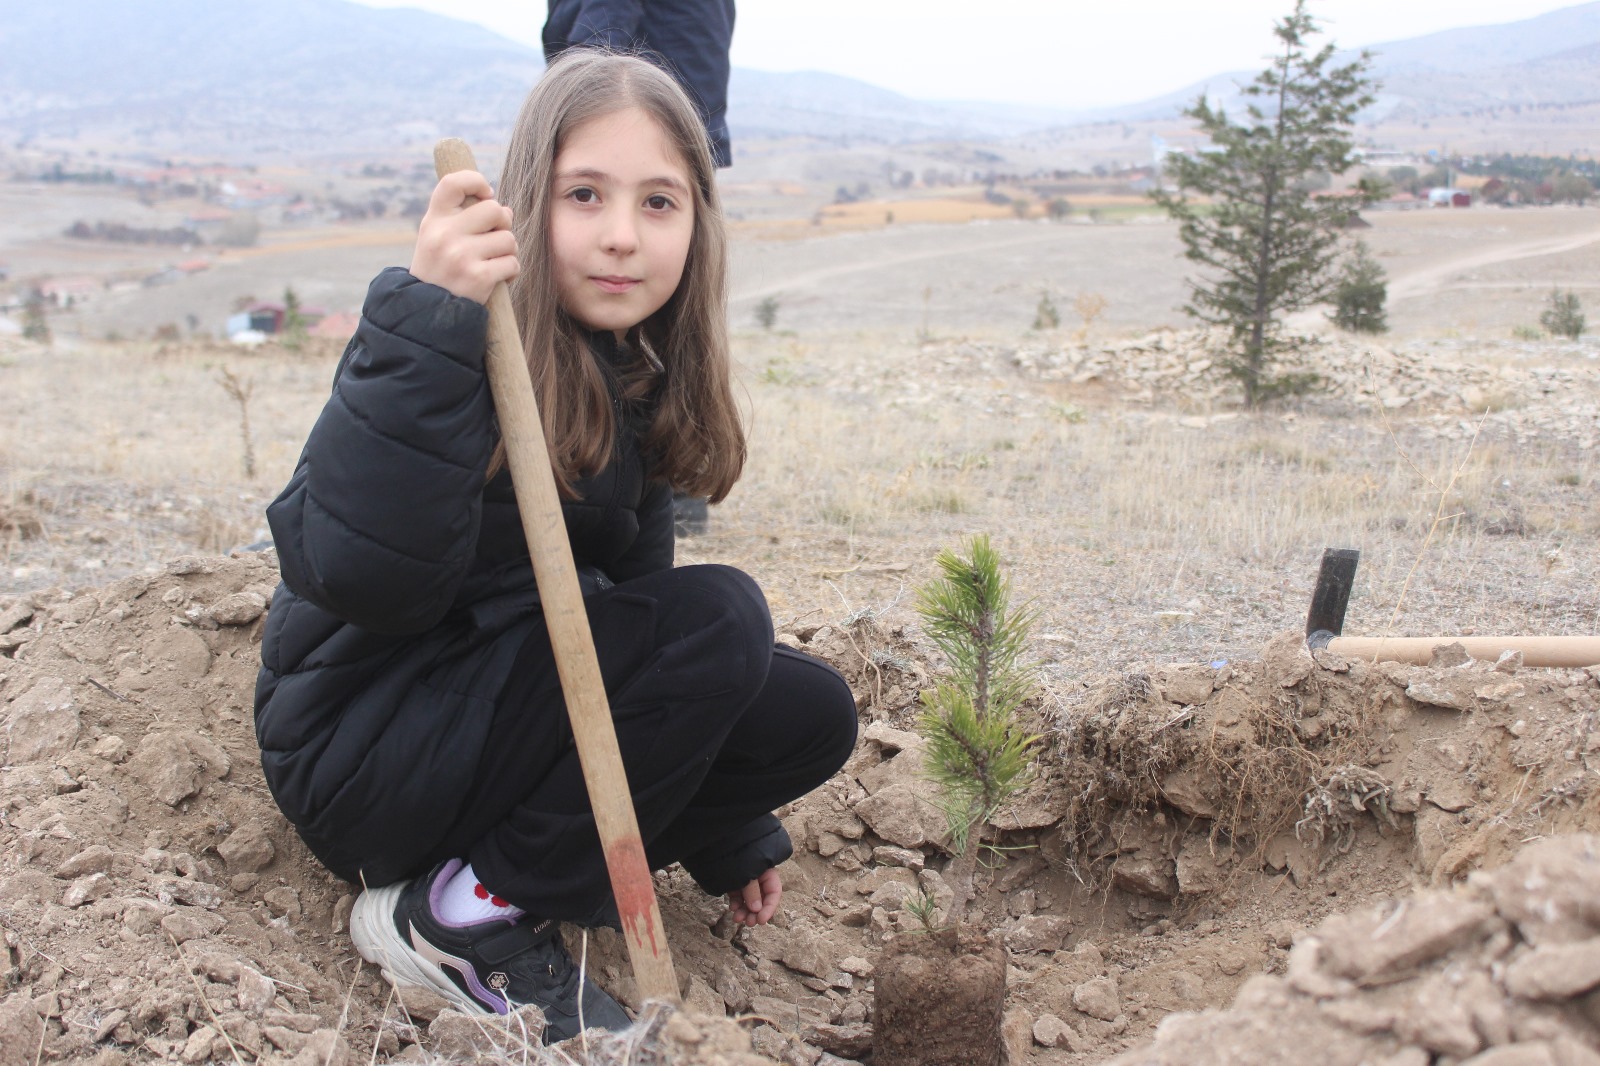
[1097,3,1600,126]
[0,0,542,157]
[728,70,1087,142]
[1,0,1596,158]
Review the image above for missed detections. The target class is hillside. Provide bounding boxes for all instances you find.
[1,0,1598,160]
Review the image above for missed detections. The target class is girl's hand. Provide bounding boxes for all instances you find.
[726,867,783,926]
[410,171,519,305]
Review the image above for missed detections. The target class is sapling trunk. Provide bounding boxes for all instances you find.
[915,534,1039,927]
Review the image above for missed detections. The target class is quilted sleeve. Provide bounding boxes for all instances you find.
[267,268,496,635]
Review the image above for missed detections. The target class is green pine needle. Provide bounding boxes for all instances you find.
[916,535,1040,847]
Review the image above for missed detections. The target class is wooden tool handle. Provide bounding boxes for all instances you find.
[1326,635,1600,669]
[433,138,678,1004]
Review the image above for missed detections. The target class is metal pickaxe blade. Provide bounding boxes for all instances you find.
[1305,547,1360,650]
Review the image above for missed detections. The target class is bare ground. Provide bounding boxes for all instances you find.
[2,196,1599,1064]
[0,300,1598,1063]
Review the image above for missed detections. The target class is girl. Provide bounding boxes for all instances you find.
[254,51,858,1042]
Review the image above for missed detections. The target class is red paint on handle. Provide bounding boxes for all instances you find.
[605,836,661,955]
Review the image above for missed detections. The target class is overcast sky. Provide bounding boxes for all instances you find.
[352,0,1580,110]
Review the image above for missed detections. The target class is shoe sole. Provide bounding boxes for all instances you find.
[349,883,493,1017]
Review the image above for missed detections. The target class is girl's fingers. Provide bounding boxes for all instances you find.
[459,197,514,235]
[431,169,494,210]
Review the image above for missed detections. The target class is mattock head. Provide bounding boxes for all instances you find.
[1306,548,1360,650]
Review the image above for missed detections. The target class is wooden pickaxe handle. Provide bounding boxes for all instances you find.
[433,138,679,1004]
[1326,635,1600,669]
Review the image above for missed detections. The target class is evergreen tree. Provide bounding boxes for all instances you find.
[1329,239,1388,333]
[1152,1,1377,405]
[916,535,1039,926]
[1540,289,1585,340]
[281,285,308,350]
[21,296,52,344]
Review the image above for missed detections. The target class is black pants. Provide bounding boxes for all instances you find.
[543,0,736,167]
[435,564,856,919]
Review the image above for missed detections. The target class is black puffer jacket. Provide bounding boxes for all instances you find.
[254,269,673,887]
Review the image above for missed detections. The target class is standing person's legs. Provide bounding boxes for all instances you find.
[638,0,735,166]
[541,0,644,58]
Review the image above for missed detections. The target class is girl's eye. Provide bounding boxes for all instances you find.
[645,194,674,211]
[569,187,597,204]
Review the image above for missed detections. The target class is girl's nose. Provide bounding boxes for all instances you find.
[600,208,638,255]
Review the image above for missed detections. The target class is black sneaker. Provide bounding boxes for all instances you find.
[349,859,631,1043]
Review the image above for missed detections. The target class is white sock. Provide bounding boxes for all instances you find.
[435,861,526,926]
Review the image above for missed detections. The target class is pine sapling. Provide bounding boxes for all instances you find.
[916,534,1040,927]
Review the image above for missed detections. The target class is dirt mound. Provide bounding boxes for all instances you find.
[1109,834,1600,1066]
[2,558,1598,1064]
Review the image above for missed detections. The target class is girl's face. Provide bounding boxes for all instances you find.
[548,106,695,340]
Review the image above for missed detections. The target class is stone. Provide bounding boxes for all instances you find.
[128,733,204,806]
[779,934,833,980]
[0,602,33,634]
[1487,835,1600,945]
[238,969,277,1015]
[54,844,113,879]
[1159,770,1220,819]
[856,866,918,897]
[853,782,947,849]
[205,592,267,626]
[156,878,224,909]
[871,846,925,870]
[264,886,301,920]
[683,975,725,1017]
[1426,778,1477,813]
[1396,974,1483,1057]
[122,899,171,935]
[1072,975,1121,1022]
[148,625,213,680]
[838,956,872,978]
[1503,939,1600,999]
[218,823,275,873]
[1431,642,1472,668]
[1005,915,1072,955]
[289,1029,350,1066]
[1285,938,1356,1000]
[1159,667,1216,707]
[1317,894,1495,982]
[1495,649,1524,674]
[430,1008,541,1057]
[748,994,830,1034]
[161,909,226,942]
[1033,1013,1082,1051]
[804,1022,872,1059]
[1407,678,1470,711]
[0,995,45,1066]
[3,676,80,764]
[62,872,112,907]
[1111,852,1178,900]
[858,747,925,796]
[1002,1006,1034,1062]
[917,868,954,920]
[180,1025,217,1064]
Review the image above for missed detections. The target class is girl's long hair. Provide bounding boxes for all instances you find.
[497,50,744,502]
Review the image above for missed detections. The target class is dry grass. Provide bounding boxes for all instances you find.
[1,324,1595,670]
[717,328,1599,664]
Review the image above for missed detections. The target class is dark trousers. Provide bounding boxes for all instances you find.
[543,0,736,167]
[437,564,856,918]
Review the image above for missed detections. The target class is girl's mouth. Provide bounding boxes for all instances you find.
[592,276,640,294]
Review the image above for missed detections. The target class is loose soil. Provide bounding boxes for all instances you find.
[1,543,1597,1064]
